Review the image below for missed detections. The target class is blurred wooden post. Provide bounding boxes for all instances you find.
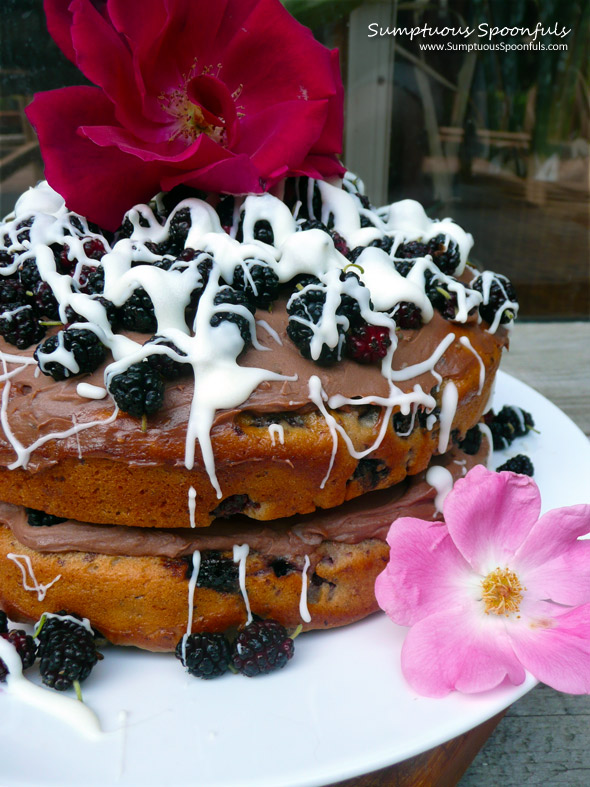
[345,2,397,205]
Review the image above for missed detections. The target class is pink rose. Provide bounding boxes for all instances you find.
[376,466,590,696]
[27,0,344,230]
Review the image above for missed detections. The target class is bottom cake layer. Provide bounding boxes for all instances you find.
[0,438,488,650]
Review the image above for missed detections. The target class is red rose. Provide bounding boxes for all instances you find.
[27,0,344,230]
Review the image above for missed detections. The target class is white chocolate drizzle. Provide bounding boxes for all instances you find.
[233,544,252,625]
[76,383,107,400]
[0,637,102,739]
[459,336,485,395]
[37,611,93,633]
[478,422,495,469]
[6,553,61,601]
[0,179,507,499]
[425,465,454,514]
[268,424,285,446]
[438,381,458,453]
[181,550,201,665]
[71,414,83,459]
[188,487,197,529]
[299,555,312,623]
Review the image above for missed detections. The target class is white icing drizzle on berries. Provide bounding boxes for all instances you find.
[6,553,61,601]
[233,544,253,625]
[299,554,312,623]
[0,178,508,497]
[181,550,201,664]
[0,636,102,739]
[476,271,519,334]
[37,611,93,633]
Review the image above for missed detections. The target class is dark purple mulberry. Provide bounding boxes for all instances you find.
[231,619,295,677]
[175,632,231,679]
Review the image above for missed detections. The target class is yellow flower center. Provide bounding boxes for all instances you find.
[161,88,225,144]
[481,567,525,617]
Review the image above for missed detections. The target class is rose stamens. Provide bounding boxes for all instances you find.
[481,567,525,616]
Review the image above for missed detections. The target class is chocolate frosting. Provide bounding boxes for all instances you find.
[0,439,488,559]
[0,298,505,472]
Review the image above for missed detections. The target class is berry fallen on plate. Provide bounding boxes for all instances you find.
[175,632,231,679]
[496,454,534,477]
[36,613,100,691]
[495,405,535,438]
[108,361,165,419]
[0,611,7,635]
[346,323,391,363]
[231,619,295,677]
[2,630,37,669]
[1,629,38,682]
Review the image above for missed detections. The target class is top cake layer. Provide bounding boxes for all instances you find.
[0,176,517,527]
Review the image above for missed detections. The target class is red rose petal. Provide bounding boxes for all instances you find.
[44,0,77,63]
[26,87,165,230]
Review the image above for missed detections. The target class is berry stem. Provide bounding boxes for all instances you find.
[33,613,48,639]
[342,262,365,275]
[141,414,148,433]
[290,624,303,641]
[74,679,83,702]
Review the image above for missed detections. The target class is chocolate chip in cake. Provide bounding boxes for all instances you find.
[351,458,390,490]
[270,558,296,578]
[210,494,252,518]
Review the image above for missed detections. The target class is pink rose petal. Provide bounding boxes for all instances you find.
[375,518,473,627]
[401,606,526,697]
[443,466,541,574]
[509,604,590,694]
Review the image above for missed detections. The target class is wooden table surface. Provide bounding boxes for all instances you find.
[331,321,590,787]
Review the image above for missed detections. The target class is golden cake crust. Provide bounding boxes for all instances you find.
[0,318,504,528]
[0,523,388,650]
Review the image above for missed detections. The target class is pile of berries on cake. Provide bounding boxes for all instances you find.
[0,177,518,422]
